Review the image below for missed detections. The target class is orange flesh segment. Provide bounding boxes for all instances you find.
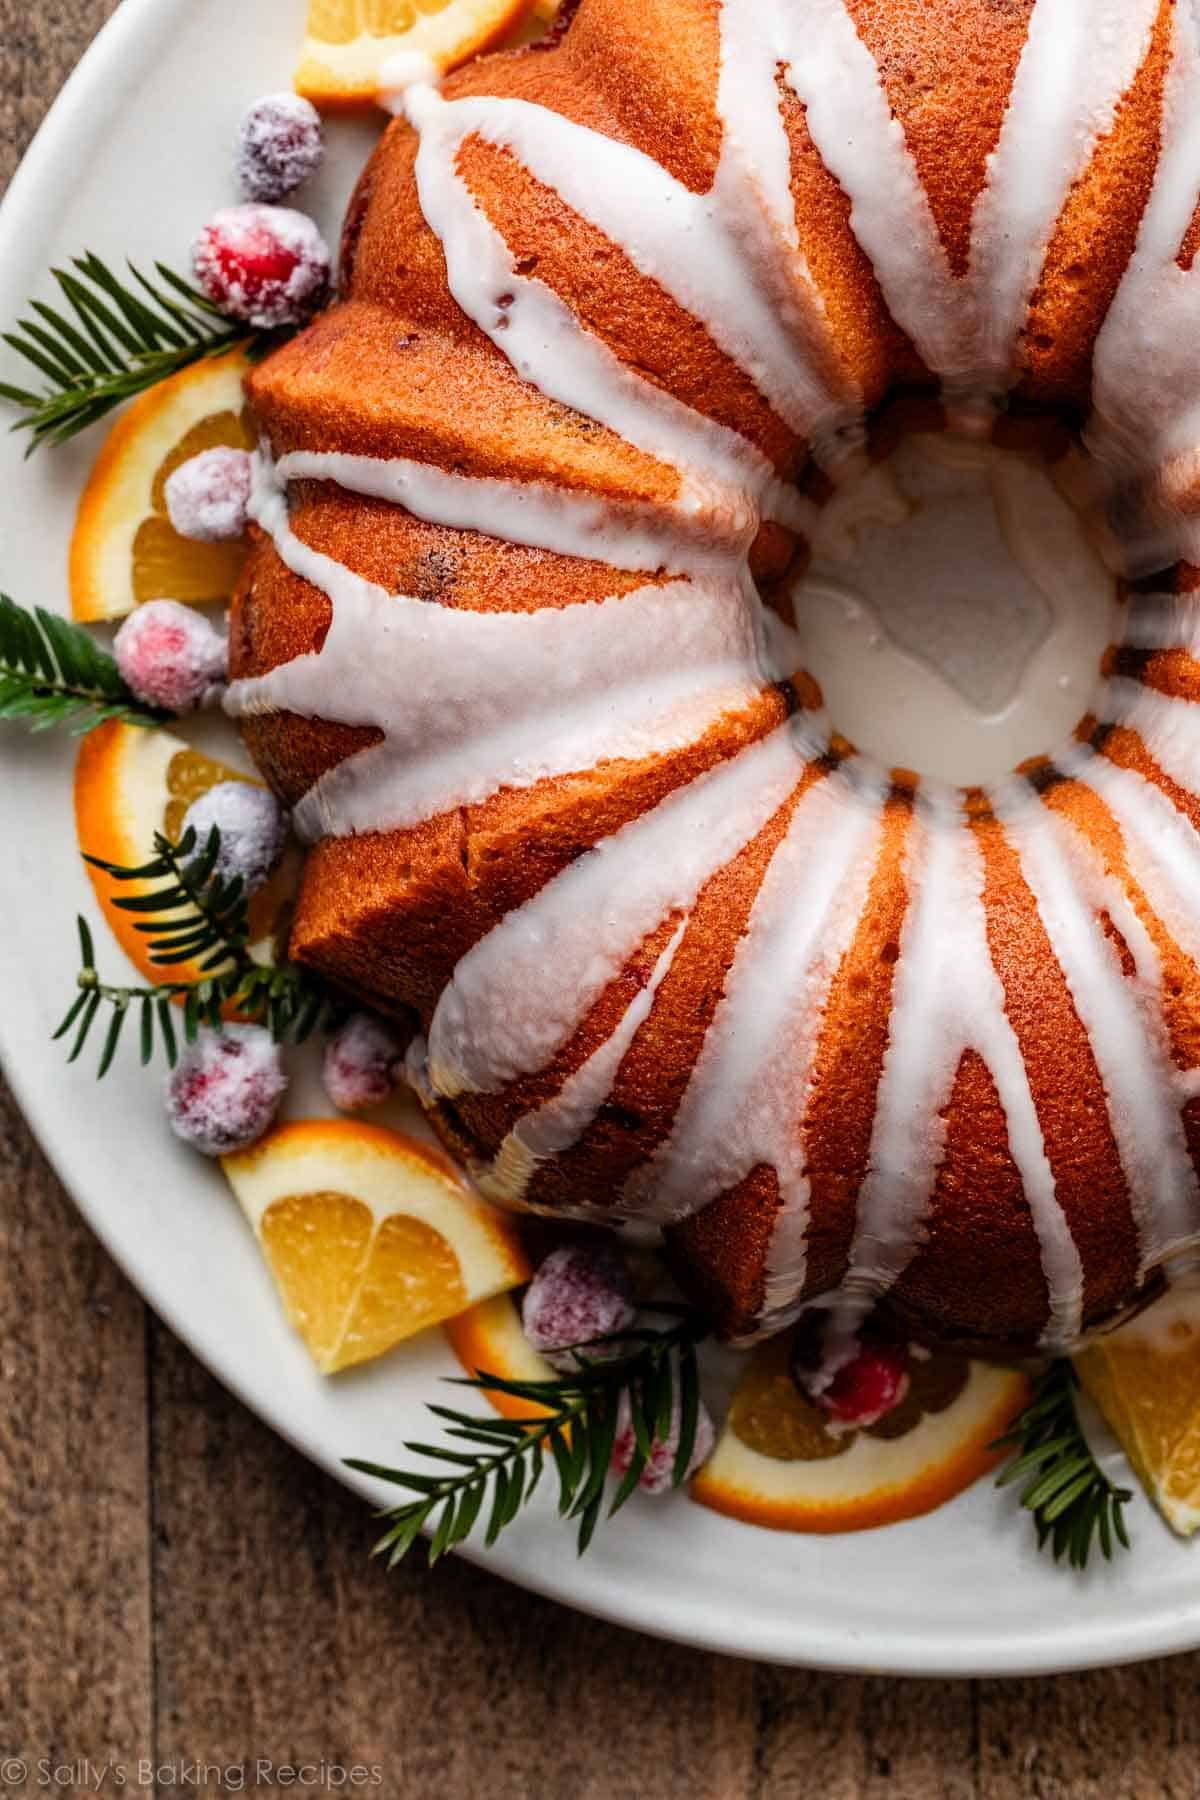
[260,1191,376,1369]
[339,1211,468,1370]
[163,746,248,839]
[132,406,253,605]
[261,1191,470,1373]
[1077,1312,1200,1534]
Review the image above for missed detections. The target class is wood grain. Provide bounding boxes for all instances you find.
[3,6,1200,1797]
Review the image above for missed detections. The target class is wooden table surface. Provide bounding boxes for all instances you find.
[3,6,1200,1796]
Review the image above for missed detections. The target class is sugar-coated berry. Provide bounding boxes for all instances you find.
[322,1013,406,1112]
[165,447,253,543]
[180,782,289,896]
[610,1379,716,1495]
[236,93,324,203]
[792,1332,911,1430]
[819,1343,910,1427]
[192,205,330,330]
[165,1023,287,1157]
[113,600,228,713]
[521,1242,636,1358]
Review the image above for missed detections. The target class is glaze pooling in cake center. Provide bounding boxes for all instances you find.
[231,0,1200,1355]
[790,435,1121,785]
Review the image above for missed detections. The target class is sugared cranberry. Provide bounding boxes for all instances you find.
[322,1013,405,1113]
[165,1023,287,1156]
[192,205,330,330]
[236,93,324,204]
[793,1333,911,1430]
[521,1243,636,1361]
[820,1343,910,1427]
[165,447,253,543]
[113,600,227,713]
[180,781,289,896]
[611,1380,716,1494]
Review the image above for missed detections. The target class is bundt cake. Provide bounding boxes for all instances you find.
[228,0,1200,1355]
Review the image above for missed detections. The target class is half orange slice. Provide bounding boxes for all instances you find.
[691,1335,1029,1534]
[1076,1290,1200,1536]
[295,0,539,109]
[224,1119,530,1373]
[70,350,253,622]
[75,720,297,988]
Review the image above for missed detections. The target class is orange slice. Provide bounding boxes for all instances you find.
[1076,1289,1200,1536]
[75,719,298,988]
[445,1291,558,1420]
[495,0,563,46]
[295,0,539,109]
[70,350,254,622]
[691,1334,1029,1534]
[223,1119,530,1373]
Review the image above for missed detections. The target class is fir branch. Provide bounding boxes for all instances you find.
[346,1307,708,1566]
[0,253,281,451]
[0,592,167,734]
[993,1360,1133,1571]
[58,827,334,1074]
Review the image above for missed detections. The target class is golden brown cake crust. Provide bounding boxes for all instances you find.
[231,0,1200,1355]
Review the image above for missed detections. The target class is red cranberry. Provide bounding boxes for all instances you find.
[793,1333,911,1430]
[165,1024,287,1157]
[113,600,227,713]
[236,93,324,204]
[180,782,289,896]
[192,205,330,331]
[322,1013,406,1113]
[610,1380,716,1494]
[164,447,252,543]
[521,1242,636,1359]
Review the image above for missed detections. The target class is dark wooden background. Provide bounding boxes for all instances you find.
[3,5,1200,1795]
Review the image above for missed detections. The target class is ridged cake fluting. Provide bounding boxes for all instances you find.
[228,0,1200,1353]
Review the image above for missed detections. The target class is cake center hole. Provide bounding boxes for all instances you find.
[788,434,1120,785]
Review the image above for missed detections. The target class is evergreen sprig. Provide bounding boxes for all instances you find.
[346,1306,708,1565]
[0,592,166,734]
[0,253,277,450]
[57,826,332,1075]
[993,1360,1133,1571]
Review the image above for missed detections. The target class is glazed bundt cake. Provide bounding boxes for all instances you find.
[228,0,1200,1355]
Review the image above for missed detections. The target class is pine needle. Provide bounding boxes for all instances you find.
[58,826,336,1074]
[346,1307,708,1566]
[993,1360,1133,1572]
[0,592,166,734]
[1,253,282,451]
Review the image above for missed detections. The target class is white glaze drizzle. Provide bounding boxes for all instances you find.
[712,0,862,469]
[992,772,1200,1275]
[774,0,1156,404]
[426,719,817,1098]
[1096,677,1200,799]
[618,762,886,1283]
[413,92,831,441]
[228,459,766,840]
[837,786,1085,1348]
[1060,739,1200,974]
[1088,2,1200,567]
[1119,588,1200,654]
[402,81,806,532]
[474,918,688,1208]
[271,449,745,578]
